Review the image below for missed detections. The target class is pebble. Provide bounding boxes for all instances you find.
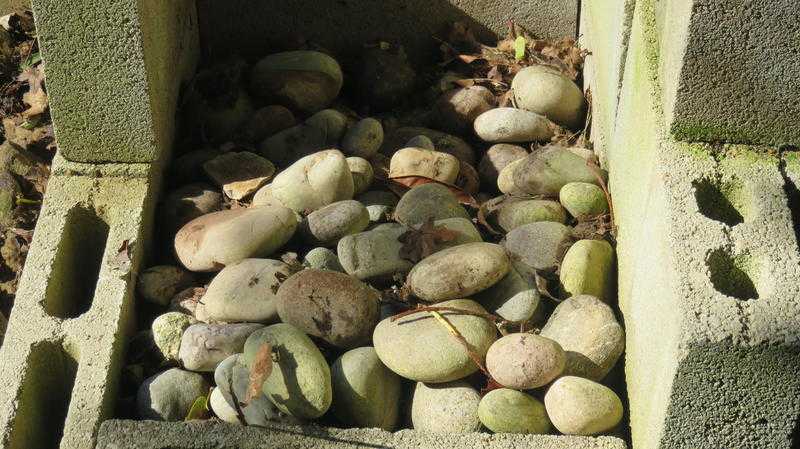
[202,151,276,200]
[347,157,374,195]
[559,239,615,301]
[136,265,195,307]
[300,200,370,246]
[354,46,416,110]
[503,222,573,275]
[474,266,539,322]
[512,146,606,196]
[209,387,240,423]
[258,123,327,166]
[249,50,343,113]
[276,269,380,349]
[136,368,210,421]
[495,199,566,232]
[544,376,623,435]
[478,388,551,434]
[405,135,435,151]
[337,224,413,282]
[151,312,198,362]
[389,148,460,184]
[201,258,292,323]
[381,127,475,165]
[357,190,398,223]
[432,217,483,248]
[174,205,298,272]
[179,322,263,372]
[486,333,565,389]
[394,183,469,226]
[214,353,296,426]
[457,160,481,194]
[512,65,585,129]
[303,247,344,272]
[306,108,350,145]
[331,347,402,430]
[411,381,481,433]
[433,86,495,133]
[269,150,354,213]
[373,299,497,382]
[243,323,332,419]
[160,183,222,236]
[478,144,527,188]
[169,287,204,317]
[238,105,296,143]
[342,118,384,158]
[473,108,553,143]
[407,242,510,302]
[497,158,525,194]
[540,295,624,380]
[559,182,609,218]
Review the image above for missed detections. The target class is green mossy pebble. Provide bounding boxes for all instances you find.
[478,388,551,434]
[559,182,609,218]
[331,347,402,430]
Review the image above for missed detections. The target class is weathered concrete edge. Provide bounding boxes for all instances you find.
[95,420,627,449]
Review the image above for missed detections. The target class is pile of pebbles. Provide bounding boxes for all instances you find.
[124,45,625,437]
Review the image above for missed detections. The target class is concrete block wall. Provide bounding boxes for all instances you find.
[582,0,800,448]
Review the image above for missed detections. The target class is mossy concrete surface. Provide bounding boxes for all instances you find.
[29,0,199,163]
[0,157,162,449]
[584,0,800,448]
[95,420,627,449]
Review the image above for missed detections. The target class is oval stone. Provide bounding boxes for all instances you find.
[306,108,349,145]
[478,388,551,434]
[258,123,327,166]
[160,183,222,236]
[337,224,413,282]
[479,144,527,187]
[300,200,370,246]
[389,148,461,184]
[243,323,332,419]
[137,265,195,306]
[269,150,355,213]
[136,368,210,421]
[239,104,296,144]
[496,199,566,232]
[152,312,197,361]
[513,146,607,196]
[486,333,565,389]
[407,243,510,302]
[433,86,495,133]
[405,135,435,150]
[559,182,609,218]
[473,108,553,143]
[249,51,343,113]
[347,157,374,195]
[373,299,497,383]
[201,258,292,323]
[544,376,623,435]
[474,266,540,322]
[411,381,481,433]
[331,347,402,430]
[179,323,263,372]
[174,206,298,272]
[303,247,344,272]
[356,190,398,223]
[394,183,469,226]
[512,65,585,129]
[503,221,573,275]
[559,239,615,301]
[342,118,384,159]
[497,158,525,194]
[540,295,625,381]
[381,126,475,165]
[276,269,380,349]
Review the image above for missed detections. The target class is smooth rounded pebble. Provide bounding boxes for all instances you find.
[407,242,510,302]
[559,239,615,302]
[513,146,606,196]
[495,199,566,232]
[238,104,296,143]
[381,127,475,165]
[331,347,402,430]
[300,200,370,246]
[338,224,413,282]
[540,295,624,380]
[243,323,332,419]
[258,123,327,166]
[160,183,222,236]
[486,333,565,389]
[137,265,195,306]
[411,381,481,433]
[201,258,292,323]
[373,299,497,383]
[497,158,525,194]
[474,266,540,322]
[512,65,585,129]
[405,135,435,150]
[357,190,398,223]
[136,368,210,421]
[473,108,553,143]
[559,182,609,218]
[269,150,355,213]
[433,86,495,133]
[347,157,374,195]
[209,387,240,423]
[394,183,469,226]
[544,376,623,435]
[152,312,198,361]
[389,148,460,184]
[249,50,343,113]
[478,388,551,434]
[306,108,349,145]
[276,269,380,349]
[303,247,344,272]
[179,323,263,372]
[174,205,297,272]
[478,144,527,187]
[503,221,573,276]
[342,118,384,158]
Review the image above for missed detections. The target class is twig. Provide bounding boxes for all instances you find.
[390,305,508,325]
[429,311,495,382]
[586,159,616,235]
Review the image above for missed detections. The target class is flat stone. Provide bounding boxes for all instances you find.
[331,347,402,430]
[300,200,370,246]
[411,381,481,433]
[394,183,469,226]
[136,368,210,421]
[152,312,198,361]
[486,333,565,389]
[269,150,354,213]
[179,323,264,372]
[478,388,551,434]
[249,51,343,113]
[512,65,585,129]
[544,376,623,436]
[342,118,384,158]
[203,151,276,200]
[559,239,615,302]
[503,222,573,276]
[373,299,497,383]
[473,108,553,143]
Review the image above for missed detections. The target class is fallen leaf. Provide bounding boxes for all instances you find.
[185,392,211,421]
[388,175,477,206]
[246,343,273,404]
[398,217,459,262]
[109,239,133,272]
[457,54,482,64]
[17,66,47,118]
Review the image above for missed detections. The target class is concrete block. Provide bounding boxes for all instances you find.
[656,0,800,146]
[589,0,800,447]
[30,0,199,163]
[95,420,628,449]
[197,0,578,64]
[0,157,162,449]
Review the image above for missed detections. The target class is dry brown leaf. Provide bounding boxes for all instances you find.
[398,217,459,262]
[109,239,133,272]
[17,67,47,118]
[245,343,273,404]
